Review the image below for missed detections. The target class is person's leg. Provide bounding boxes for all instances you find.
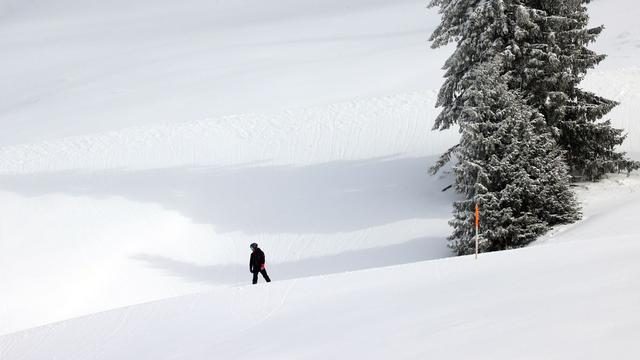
[260,269,271,282]
[252,271,258,284]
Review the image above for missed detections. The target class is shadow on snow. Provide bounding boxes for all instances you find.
[0,156,454,235]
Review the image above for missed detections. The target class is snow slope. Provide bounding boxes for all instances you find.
[2,185,640,359]
[1,0,640,345]
[0,0,450,146]
[0,0,461,334]
[0,92,460,335]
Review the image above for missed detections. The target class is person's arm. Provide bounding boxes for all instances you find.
[249,256,253,272]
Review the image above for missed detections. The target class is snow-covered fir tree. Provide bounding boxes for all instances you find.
[429,0,638,181]
[505,0,638,180]
[449,62,580,255]
[427,0,579,252]
[429,0,511,135]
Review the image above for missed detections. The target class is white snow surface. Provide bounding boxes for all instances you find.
[1,0,640,357]
[2,174,640,360]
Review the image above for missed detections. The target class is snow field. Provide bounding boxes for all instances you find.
[2,226,639,359]
[1,0,640,354]
[0,92,457,335]
[0,0,455,335]
[0,0,447,146]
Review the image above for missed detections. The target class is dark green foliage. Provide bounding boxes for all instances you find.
[449,63,580,255]
[507,0,639,180]
[428,0,590,254]
[430,0,638,181]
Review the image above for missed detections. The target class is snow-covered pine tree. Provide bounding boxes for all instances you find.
[449,62,580,255]
[429,0,510,134]
[430,0,638,180]
[428,0,580,253]
[428,0,529,173]
[501,0,638,180]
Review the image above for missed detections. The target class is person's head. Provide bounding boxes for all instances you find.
[250,243,258,251]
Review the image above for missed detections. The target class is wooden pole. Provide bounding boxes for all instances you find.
[475,203,479,260]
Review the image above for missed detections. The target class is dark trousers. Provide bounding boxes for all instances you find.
[252,269,271,284]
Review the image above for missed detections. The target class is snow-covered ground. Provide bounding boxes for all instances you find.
[0,0,459,336]
[0,0,451,146]
[1,0,640,357]
[2,175,640,359]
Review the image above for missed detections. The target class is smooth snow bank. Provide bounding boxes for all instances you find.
[2,225,639,360]
[539,173,640,244]
[2,173,639,360]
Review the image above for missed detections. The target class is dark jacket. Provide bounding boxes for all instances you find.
[250,248,266,273]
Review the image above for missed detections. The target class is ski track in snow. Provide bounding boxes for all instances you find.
[0,70,638,176]
[0,92,448,173]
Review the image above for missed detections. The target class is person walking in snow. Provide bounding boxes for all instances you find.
[249,243,271,284]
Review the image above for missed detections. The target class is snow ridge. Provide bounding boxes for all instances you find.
[0,91,453,174]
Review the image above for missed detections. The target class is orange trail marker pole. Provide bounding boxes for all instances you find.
[475,203,479,260]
